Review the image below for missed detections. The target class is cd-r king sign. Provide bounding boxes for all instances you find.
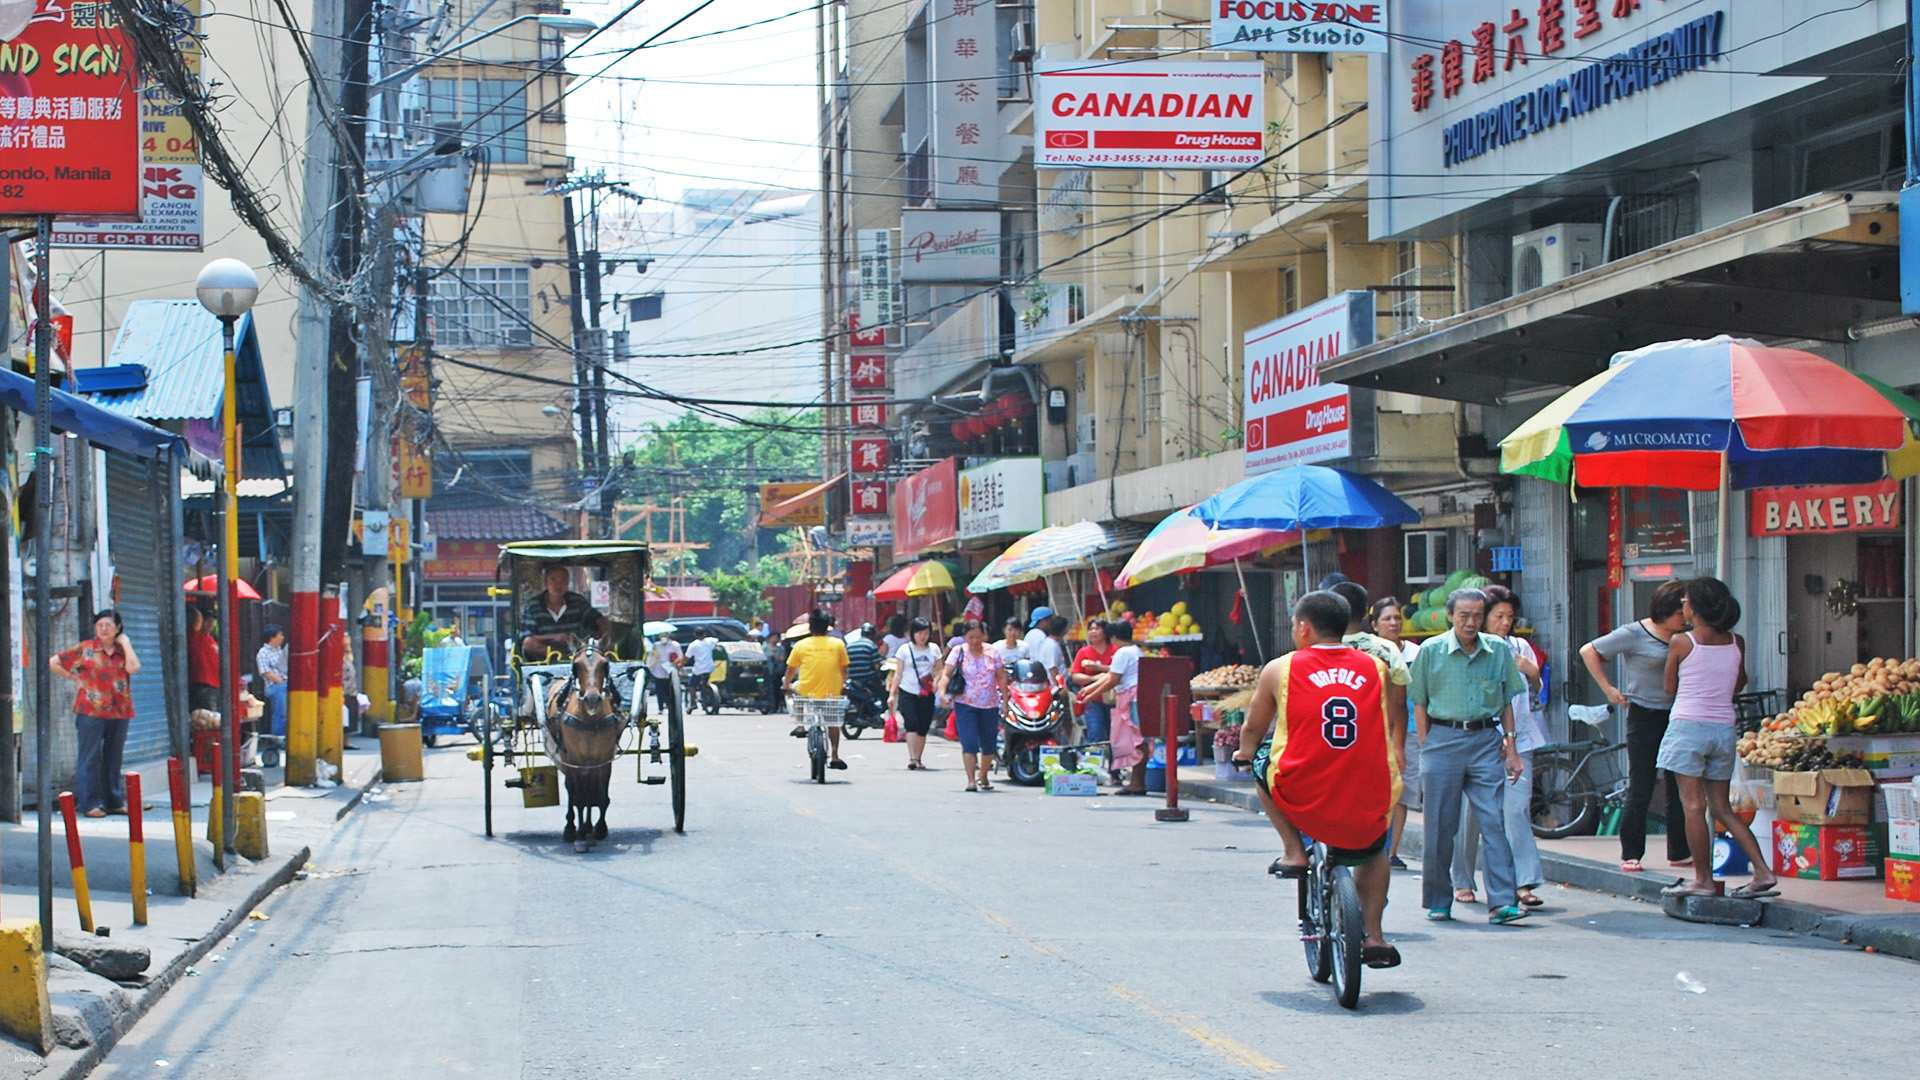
[0,2,142,216]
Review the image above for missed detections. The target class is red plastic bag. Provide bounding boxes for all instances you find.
[883,712,900,742]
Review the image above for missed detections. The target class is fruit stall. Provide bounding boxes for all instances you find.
[1187,663,1260,767]
[1736,656,1920,900]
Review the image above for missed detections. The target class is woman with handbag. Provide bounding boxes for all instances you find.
[887,617,942,770]
[934,620,1008,792]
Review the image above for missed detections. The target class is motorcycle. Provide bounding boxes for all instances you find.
[842,668,889,739]
[1002,658,1069,786]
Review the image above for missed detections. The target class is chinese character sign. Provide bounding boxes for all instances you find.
[851,398,888,430]
[850,353,889,391]
[0,2,144,216]
[929,0,1004,201]
[850,479,888,516]
[393,434,433,499]
[856,228,899,329]
[850,437,890,475]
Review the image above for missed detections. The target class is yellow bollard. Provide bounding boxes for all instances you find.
[0,919,52,1053]
[378,724,425,782]
[234,792,269,860]
[124,771,147,926]
[168,757,196,897]
[57,793,93,933]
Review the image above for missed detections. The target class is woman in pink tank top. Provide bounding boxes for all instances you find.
[1656,577,1778,900]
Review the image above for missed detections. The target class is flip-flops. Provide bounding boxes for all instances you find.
[1267,858,1308,880]
[1620,859,1645,873]
[1362,944,1403,969]
[1729,881,1781,899]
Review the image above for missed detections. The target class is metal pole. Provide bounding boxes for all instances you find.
[1154,685,1188,822]
[218,315,239,853]
[33,215,55,944]
[1716,456,1730,581]
[1233,557,1265,662]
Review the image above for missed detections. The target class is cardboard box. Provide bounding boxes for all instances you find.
[1886,857,1920,903]
[1045,772,1099,796]
[1826,735,1920,780]
[1039,745,1106,776]
[1773,768,1875,825]
[1889,819,1920,861]
[1772,821,1882,880]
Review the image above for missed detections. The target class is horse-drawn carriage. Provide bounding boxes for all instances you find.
[479,540,692,848]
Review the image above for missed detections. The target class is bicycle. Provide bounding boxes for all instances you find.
[1279,836,1366,1010]
[1529,704,1629,839]
[792,696,847,784]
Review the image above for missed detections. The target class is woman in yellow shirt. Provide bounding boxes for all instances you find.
[785,609,851,770]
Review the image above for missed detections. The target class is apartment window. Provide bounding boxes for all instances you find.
[1796,112,1905,196]
[1279,265,1298,314]
[435,449,532,497]
[1404,530,1451,584]
[1142,366,1162,429]
[422,77,529,164]
[430,266,533,347]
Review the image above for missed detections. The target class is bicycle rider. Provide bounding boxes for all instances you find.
[1233,590,1404,970]
[785,608,850,772]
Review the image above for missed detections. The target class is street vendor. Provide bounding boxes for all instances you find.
[519,566,604,660]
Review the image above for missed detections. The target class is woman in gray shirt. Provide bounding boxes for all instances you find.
[1579,580,1690,873]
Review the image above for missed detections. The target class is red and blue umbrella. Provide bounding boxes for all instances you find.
[1192,465,1421,532]
[1500,338,1920,490]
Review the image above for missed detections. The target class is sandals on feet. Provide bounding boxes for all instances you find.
[1454,889,1477,905]
[1729,881,1780,899]
[964,784,978,792]
[1620,859,1645,873]
[1267,857,1308,880]
[1518,892,1545,908]
[1362,944,1403,969]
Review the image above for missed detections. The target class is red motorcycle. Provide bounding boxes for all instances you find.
[1002,658,1069,786]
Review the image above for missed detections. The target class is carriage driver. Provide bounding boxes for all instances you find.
[520,566,605,661]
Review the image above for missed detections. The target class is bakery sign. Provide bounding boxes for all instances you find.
[1749,479,1901,537]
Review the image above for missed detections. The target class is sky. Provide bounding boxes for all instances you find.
[563,0,833,438]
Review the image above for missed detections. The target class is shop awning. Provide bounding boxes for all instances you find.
[81,300,288,481]
[0,367,182,461]
[763,472,846,523]
[1323,191,1899,404]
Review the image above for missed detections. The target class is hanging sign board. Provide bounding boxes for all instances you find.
[1211,1,1389,53]
[1749,479,1902,537]
[1035,60,1264,170]
[1241,291,1372,475]
[898,210,1000,283]
[0,2,143,216]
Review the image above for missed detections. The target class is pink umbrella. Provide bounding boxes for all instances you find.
[1115,506,1320,660]
[184,574,261,600]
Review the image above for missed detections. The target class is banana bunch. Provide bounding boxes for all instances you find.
[1794,698,1858,737]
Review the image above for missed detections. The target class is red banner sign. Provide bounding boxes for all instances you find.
[893,458,958,557]
[0,3,142,216]
[850,353,889,390]
[421,540,500,582]
[849,437,890,475]
[850,397,888,429]
[849,479,888,517]
[1749,479,1901,537]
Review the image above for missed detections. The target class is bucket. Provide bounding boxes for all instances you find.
[378,723,425,782]
[1146,763,1166,794]
[518,765,559,808]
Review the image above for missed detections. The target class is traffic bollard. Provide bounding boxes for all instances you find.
[56,793,93,933]
[1155,687,1189,823]
[124,772,147,925]
[207,739,225,871]
[167,757,196,898]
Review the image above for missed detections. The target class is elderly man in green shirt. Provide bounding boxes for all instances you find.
[1409,587,1530,926]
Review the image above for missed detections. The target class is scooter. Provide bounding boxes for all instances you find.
[1002,658,1069,786]
[842,669,889,739]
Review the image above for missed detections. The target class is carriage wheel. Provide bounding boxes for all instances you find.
[482,709,495,838]
[669,692,688,834]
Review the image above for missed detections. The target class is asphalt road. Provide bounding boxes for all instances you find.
[96,711,1916,1079]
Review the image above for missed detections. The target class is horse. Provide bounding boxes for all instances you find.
[542,639,625,852]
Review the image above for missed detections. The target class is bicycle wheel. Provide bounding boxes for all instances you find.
[808,723,827,784]
[669,691,688,834]
[481,708,495,839]
[1329,864,1365,1010]
[1530,754,1597,839]
[1300,866,1333,983]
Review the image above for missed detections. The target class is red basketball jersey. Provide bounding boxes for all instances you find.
[1261,644,1399,849]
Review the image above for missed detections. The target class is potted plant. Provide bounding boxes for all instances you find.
[1213,722,1244,780]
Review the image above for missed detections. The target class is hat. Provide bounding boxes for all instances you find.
[1028,606,1053,628]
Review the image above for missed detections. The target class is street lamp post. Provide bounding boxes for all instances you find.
[196,259,259,862]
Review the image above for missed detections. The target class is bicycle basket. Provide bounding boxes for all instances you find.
[1568,704,1611,730]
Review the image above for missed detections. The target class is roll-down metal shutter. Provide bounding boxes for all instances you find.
[105,455,169,762]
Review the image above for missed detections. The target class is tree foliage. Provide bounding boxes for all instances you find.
[616,411,821,572]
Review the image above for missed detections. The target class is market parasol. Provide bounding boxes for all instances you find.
[1192,465,1420,590]
[642,620,679,638]
[184,574,261,600]
[965,521,1150,601]
[1498,337,1920,574]
[872,561,956,601]
[1115,507,1318,661]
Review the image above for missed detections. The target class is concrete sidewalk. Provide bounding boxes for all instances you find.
[0,746,384,1079]
[1174,767,1920,962]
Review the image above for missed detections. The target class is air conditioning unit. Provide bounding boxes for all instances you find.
[1511,224,1603,294]
[1010,21,1034,62]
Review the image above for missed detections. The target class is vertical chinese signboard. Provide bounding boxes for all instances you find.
[393,346,433,498]
[856,228,898,330]
[0,1,143,217]
[929,0,1004,202]
[846,315,894,544]
[54,0,202,249]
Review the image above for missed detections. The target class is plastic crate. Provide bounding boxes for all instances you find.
[1490,546,1523,572]
[1886,780,1920,819]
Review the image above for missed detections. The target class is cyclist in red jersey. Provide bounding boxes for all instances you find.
[1234,590,1404,968]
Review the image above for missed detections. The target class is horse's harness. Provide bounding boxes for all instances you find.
[551,639,624,725]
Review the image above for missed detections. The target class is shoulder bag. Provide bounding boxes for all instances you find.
[945,649,969,699]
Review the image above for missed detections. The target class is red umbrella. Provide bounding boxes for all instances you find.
[184,575,261,600]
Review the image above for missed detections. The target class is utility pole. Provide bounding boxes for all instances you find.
[561,192,596,514]
[816,0,833,490]
[584,187,612,537]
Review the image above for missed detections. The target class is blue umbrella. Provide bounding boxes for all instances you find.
[1192,466,1419,586]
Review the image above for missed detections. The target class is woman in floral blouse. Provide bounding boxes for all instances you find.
[50,610,142,818]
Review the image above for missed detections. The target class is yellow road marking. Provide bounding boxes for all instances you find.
[1108,983,1286,1074]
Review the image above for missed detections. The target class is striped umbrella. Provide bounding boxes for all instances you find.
[965,521,1149,594]
[1114,506,1306,588]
